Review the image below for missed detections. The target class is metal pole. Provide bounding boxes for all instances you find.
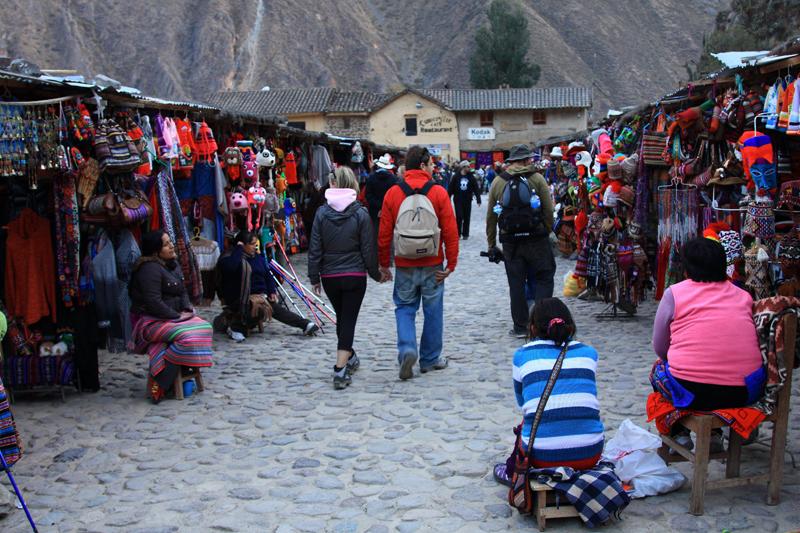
[269,270,306,319]
[0,450,37,532]
[269,260,337,318]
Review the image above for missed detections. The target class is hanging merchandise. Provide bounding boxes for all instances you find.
[284,151,298,185]
[223,146,242,182]
[656,183,698,298]
[71,147,100,208]
[53,172,81,308]
[745,241,772,299]
[174,118,197,177]
[93,118,141,174]
[195,121,217,163]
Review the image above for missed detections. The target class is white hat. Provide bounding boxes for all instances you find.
[574,151,593,169]
[550,146,563,158]
[376,153,395,169]
[459,160,472,168]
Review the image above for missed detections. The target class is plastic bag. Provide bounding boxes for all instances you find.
[602,419,686,498]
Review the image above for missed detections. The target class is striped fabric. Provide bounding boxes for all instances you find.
[513,339,604,465]
[132,316,213,377]
[0,377,21,466]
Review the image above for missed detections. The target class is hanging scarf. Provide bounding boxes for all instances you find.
[657,186,698,296]
[155,167,203,303]
[53,172,80,308]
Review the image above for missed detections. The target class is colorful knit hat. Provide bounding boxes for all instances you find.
[621,153,639,182]
[607,158,623,181]
[744,198,776,239]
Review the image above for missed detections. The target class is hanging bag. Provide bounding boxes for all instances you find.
[508,343,570,514]
[641,111,669,167]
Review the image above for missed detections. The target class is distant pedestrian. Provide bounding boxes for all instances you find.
[486,144,555,338]
[447,160,482,239]
[365,153,398,240]
[378,146,459,380]
[308,166,382,389]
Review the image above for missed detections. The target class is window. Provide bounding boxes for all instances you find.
[287,121,306,130]
[405,116,418,136]
[479,111,494,127]
[342,117,351,129]
[532,110,547,125]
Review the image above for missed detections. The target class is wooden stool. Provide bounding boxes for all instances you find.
[656,314,796,516]
[173,367,205,400]
[531,481,580,531]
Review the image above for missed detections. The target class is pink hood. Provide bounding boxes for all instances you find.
[325,188,357,212]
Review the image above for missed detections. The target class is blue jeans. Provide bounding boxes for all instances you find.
[393,265,445,368]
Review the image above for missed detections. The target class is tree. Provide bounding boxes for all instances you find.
[469,0,540,89]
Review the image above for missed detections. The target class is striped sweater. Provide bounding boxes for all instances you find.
[513,339,605,465]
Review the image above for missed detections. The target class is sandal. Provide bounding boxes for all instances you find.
[493,463,512,487]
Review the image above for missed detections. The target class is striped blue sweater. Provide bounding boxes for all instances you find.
[513,339,604,465]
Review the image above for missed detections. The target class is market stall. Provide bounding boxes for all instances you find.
[544,39,800,315]
[0,67,401,397]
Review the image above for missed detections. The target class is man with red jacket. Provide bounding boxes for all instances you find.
[378,146,459,380]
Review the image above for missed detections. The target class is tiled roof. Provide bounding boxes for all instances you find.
[326,91,391,113]
[416,87,592,111]
[208,88,391,116]
[207,88,336,115]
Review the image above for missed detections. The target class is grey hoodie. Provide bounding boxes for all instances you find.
[307,200,381,285]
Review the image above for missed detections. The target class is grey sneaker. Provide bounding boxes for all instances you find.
[399,354,418,380]
[421,357,448,373]
[346,352,360,374]
[227,327,246,343]
[304,322,320,336]
[333,366,351,390]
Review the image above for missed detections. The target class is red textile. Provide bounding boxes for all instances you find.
[492,151,505,164]
[378,169,459,271]
[646,392,765,439]
[284,153,298,185]
[5,209,57,325]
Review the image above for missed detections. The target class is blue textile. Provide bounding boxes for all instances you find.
[393,265,445,367]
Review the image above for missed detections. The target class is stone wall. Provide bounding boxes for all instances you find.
[326,116,370,138]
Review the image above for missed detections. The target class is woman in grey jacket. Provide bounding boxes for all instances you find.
[308,166,382,389]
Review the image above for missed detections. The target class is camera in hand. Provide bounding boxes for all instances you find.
[480,247,504,264]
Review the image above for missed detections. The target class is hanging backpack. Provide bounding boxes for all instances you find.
[93,118,141,174]
[393,181,441,259]
[195,121,218,163]
[497,172,547,243]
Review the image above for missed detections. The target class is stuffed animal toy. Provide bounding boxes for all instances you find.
[248,180,268,231]
[228,190,248,230]
[242,160,258,186]
[256,148,276,168]
[224,147,242,182]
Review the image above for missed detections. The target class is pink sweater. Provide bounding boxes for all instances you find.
[664,280,762,386]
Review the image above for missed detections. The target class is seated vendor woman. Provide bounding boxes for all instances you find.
[215,231,320,341]
[651,237,764,451]
[129,230,213,403]
[494,298,605,486]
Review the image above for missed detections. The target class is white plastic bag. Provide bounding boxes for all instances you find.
[602,419,686,498]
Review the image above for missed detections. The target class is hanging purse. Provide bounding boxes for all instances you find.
[508,343,570,514]
[116,187,153,226]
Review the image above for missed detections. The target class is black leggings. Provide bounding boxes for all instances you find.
[673,377,749,411]
[321,276,367,352]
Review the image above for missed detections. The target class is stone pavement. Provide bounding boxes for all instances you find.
[2,204,799,533]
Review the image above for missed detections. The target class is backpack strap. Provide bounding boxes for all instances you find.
[399,180,434,196]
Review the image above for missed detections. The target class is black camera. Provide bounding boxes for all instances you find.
[480,247,504,264]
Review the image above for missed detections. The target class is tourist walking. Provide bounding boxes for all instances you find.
[486,144,555,337]
[365,153,398,240]
[448,160,482,239]
[129,230,213,403]
[378,146,459,380]
[308,167,382,389]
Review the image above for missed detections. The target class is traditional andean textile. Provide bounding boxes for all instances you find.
[132,316,213,377]
[646,391,765,439]
[0,377,21,466]
[531,462,630,528]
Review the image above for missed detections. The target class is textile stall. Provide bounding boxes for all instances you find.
[545,40,800,312]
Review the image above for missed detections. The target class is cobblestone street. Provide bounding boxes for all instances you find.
[2,205,799,533]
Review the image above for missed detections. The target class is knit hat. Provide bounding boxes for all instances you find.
[618,185,635,207]
[743,198,776,239]
[607,158,623,180]
[621,154,639,182]
[777,180,800,211]
[575,151,593,170]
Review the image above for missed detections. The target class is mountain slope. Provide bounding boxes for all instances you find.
[0,0,724,115]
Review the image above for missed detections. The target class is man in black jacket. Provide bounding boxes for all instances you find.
[364,154,398,241]
[447,160,482,239]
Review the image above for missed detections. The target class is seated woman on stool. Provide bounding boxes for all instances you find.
[215,231,319,341]
[494,298,605,485]
[129,230,213,403]
[651,237,765,451]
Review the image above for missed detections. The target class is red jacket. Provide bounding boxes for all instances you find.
[378,169,459,270]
